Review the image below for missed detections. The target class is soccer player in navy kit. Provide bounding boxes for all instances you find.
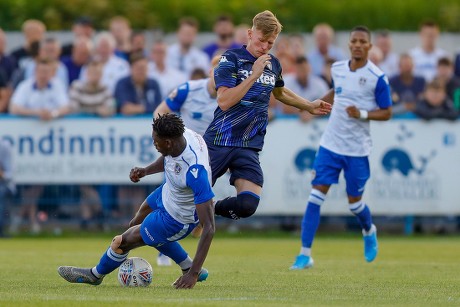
[204,10,331,220]
[290,26,392,270]
[58,114,215,289]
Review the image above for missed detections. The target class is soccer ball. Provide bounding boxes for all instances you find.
[118,257,153,287]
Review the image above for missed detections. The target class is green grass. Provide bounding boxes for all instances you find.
[1,234,459,306]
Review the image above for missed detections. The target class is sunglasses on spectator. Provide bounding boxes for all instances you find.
[219,33,234,40]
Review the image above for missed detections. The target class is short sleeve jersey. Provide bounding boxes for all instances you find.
[162,129,214,224]
[320,60,392,157]
[203,46,284,150]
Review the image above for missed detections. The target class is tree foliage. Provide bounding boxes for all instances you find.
[0,0,458,32]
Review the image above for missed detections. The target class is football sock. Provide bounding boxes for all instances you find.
[349,201,372,232]
[156,242,188,265]
[214,192,260,219]
[178,257,194,271]
[301,189,325,249]
[93,247,128,276]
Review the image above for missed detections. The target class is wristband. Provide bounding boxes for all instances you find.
[359,109,368,120]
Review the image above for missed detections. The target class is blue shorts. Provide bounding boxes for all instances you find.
[140,185,195,247]
[312,146,370,197]
[207,144,263,187]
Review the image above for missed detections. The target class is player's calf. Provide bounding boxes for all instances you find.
[214,192,260,219]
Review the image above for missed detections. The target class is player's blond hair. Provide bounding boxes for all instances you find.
[252,10,282,36]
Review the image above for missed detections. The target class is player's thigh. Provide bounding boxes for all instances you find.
[140,210,193,247]
[229,148,264,189]
[343,156,370,197]
[311,146,343,186]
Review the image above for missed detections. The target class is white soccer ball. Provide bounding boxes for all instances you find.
[118,257,153,287]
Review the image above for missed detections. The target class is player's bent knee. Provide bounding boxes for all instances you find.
[235,192,260,218]
[110,235,123,252]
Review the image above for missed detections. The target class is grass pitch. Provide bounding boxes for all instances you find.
[0,233,459,306]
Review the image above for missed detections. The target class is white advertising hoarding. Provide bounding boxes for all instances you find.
[1,116,459,215]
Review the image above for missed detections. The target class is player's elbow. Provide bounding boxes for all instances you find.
[382,108,392,120]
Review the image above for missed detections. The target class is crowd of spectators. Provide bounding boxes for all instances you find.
[1,15,460,234]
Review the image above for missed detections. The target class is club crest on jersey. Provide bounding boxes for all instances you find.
[219,56,228,63]
[266,61,272,71]
[359,77,367,86]
[174,163,182,174]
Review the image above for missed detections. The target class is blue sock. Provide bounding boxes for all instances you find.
[156,242,188,264]
[301,189,325,248]
[349,201,372,232]
[94,247,128,276]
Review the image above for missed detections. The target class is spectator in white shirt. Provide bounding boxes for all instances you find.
[148,40,187,99]
[80,31,130,94]
[409,21,448,82]
[166,17,210,78]
[280,56,329,122]
[10,59,70,120]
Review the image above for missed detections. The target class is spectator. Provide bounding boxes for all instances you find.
[61,16,95,58]
[409,21,448,82]
[0,28,17,83]
[115,52,161,115]
[10,41,40,90]
[234,23,249,45]
[130,31,146,56]
[9,19,46,69]
[0,139,15,237]
[389,53,426,115]
[9,59,70,120]
[368,46,384,67]
[454,52,460,79]
[281,56,329,122]
[320,57,335,89]
[436,57,460,111]
[9,59,70,234]
[202,15,241,60]
[61,37,93,86]
[80,32,130,94]
[273,36,295,74]
[109,16,132,61]
[374,30,399,78]
[24,37,69,87]
[308,23,346,76]
[166,17,210,77]
[69,60,114,116]
[414,79,457,120]
[147,40,187,99]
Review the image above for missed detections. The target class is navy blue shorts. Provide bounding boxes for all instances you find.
[207,144,264,187]
[312,146,370,197]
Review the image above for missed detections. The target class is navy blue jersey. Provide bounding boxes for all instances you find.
[203,46,284,150]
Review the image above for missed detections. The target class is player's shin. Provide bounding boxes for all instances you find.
[349,201,373,232]
[300,189,326,253]
[92,247,128,277]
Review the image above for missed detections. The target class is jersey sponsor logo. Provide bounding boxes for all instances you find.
[174,163,182,174]
[240,69,276,85]
[190,167,199,178]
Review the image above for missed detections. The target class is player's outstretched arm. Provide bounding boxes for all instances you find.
[272,87,332,115]
[173,199,215,289]
[153,101,173,119]
[129,156,165,183]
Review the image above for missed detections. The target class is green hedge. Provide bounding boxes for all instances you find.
[0,0,459,32]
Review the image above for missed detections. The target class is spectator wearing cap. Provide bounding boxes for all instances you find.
[115,52,161,115]
[61,16,95,58]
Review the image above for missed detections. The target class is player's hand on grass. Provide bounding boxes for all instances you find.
[173,272,198,289]
[129,167,146,183]
[309,99,332,115]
